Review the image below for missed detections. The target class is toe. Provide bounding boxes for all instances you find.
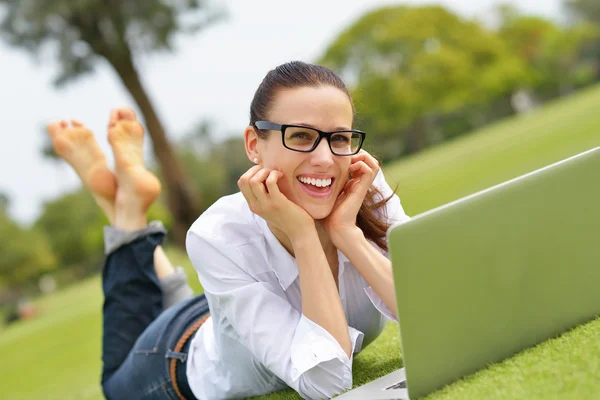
[109,109,120,127]
[46,121,63,137]
[71,119,84,127]
[117,107,136,121]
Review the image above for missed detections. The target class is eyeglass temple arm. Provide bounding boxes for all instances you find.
[254,121,282,130]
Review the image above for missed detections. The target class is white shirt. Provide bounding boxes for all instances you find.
[185,170,410,400]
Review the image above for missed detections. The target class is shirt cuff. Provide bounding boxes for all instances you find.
[290,315,364,383]
[365,286,398,322]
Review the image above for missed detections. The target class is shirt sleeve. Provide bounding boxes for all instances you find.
[364,286,397,322]
[186,231,364,400]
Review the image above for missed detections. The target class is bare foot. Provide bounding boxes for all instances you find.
[107,108,175,278]
[108,108,161,231]
[47,120,117,223]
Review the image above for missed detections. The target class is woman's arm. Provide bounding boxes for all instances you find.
[238,165,351,357]
[186,230,362,399]
[323,152,402,320]
[292,228,352,358]
[333,227,397,319]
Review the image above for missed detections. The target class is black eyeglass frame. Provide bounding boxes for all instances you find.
[254,120,366,156]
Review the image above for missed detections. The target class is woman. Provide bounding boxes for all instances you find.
[49,61,409,400]
[187,61,409,399]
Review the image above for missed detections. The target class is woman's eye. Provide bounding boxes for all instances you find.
[331,135,350,143]
[291,132,311,139]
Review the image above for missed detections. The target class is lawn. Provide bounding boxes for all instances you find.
[1,84,599,400]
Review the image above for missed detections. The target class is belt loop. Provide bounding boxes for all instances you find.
[170,313,211,400]
[166,350,187,363]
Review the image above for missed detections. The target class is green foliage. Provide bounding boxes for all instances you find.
[497,6,599,97]
[566,0,600,25]
[0,210,56,288]
[318,4,597,161]
[319,5,528,159]
[33,186,172,272]
[0,191,9,212]
[176,125,251,211]
[0,0,223,85]
[34,189,106,270]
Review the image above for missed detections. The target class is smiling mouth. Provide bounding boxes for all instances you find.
[296,176,335,199]
[297,176,333,188]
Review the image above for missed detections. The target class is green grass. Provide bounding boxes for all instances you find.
[0,250,202,400]
[385,84,600,216]
[1,84,599,400]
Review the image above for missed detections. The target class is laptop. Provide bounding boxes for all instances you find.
[337,147,600,399]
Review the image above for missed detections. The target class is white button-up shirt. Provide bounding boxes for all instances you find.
[185,170,410,400]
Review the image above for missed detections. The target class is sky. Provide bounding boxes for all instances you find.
[0,0,564,225]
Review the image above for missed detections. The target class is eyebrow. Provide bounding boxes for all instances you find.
[289,122,352,131]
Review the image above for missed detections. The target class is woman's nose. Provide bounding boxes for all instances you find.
[309,139,334,167]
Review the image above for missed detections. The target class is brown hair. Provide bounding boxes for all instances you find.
[249,61,395,252]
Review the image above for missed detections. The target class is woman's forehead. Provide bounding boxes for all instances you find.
[269,86,353,129]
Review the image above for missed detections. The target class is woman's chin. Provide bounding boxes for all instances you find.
[304,204,334,221]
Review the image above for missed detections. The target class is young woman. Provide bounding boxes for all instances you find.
[186,61,410,399]
[49,61,409,400]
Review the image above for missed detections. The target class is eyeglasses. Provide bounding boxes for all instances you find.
[254,121,366,156]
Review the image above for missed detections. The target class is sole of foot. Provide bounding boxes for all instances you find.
[47,120,117,220]
[107,108,161,211]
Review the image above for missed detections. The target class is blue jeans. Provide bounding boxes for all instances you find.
[101,231,208,400]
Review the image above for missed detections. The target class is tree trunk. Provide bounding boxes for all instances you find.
[111,56,201,247]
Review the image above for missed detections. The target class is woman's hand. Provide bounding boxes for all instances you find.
[238,165,315,242]
[323,151,380,245]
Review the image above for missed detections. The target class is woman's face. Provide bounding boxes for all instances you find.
[253,85,354,220]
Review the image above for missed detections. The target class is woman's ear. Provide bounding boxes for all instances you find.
[244,126,261,164]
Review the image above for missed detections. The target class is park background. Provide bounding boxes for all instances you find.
[1,0,599,399]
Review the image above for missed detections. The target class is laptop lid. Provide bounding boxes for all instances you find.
[388,147,600,399]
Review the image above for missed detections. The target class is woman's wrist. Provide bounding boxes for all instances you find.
[330,226,365,252]
[289,222,319,251]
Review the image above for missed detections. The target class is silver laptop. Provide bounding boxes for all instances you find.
[337,147,600,399]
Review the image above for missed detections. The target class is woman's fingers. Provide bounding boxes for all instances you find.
[349,160,372,179]
[346,160,377,198]
[264,170,284,201]
[238,165,263,211]
[351,151,380,174]
[249,168,272,205]
[239,167,285,215]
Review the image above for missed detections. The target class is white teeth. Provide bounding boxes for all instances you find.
[298,176,332,187]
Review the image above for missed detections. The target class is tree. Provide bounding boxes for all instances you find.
[497,6,598,98]
[0,0,224,245]
[566,0,600,25]
[319,5,528,159]
[34,189,109,272]
[0,191,9,212]
[565,0,600,77]
[34,186,172,276]
[176,122,250,208]
[0,209,56,292]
